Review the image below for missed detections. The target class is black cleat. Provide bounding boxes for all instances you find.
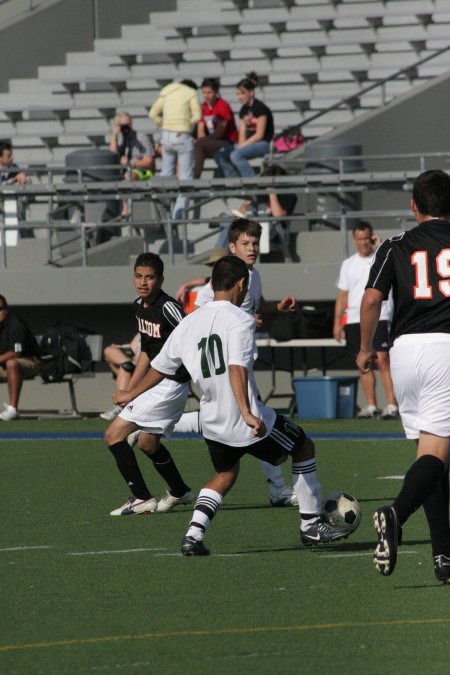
[181,535,210,557]
[373,506,402,576]
[433,555,450,584]
[300,518,349,546]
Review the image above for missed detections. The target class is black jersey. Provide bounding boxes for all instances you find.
[366,219,450,341]
[134,290,190,383]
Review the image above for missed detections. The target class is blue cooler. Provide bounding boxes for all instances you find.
[292,376,359,419]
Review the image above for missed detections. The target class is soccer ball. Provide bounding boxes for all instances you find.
[323,492,361,533]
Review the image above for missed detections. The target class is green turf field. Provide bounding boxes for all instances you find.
[1,418,448,674]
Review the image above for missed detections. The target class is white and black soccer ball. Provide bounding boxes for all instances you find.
[323,492,361,533]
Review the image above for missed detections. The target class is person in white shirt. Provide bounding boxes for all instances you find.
[114,256,350,555]
[333,221,398,419]
[177,218,299,508]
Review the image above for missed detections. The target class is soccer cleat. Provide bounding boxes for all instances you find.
[373,505,402,576]
[270,486,299,507]
[127,429,140,448]
[0,404,18,421]
[433,555,450,584]
[181,535,210,557]
[99,405,123,421]
[381,404,399,420]
[357,405,381,419]
[156,489,196,513]
[300,518,349,546]
[110,495,157,516]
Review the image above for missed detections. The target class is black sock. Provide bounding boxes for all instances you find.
[423,466,450,558]
[109,441,152,500]
[394,455,446,525]
[148,444,190,498]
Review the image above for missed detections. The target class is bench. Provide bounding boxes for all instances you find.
[36,334,103,417]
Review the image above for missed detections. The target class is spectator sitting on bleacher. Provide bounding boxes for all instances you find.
[99,333,141,421]
[0,140,28,186]
[109,112,155,180]
[194,78,238,179]
[0,294,40,421]
[213,72,274,178]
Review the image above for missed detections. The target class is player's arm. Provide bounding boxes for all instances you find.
[228,364,266,438]
[333,289,348,341]
[126,351,150,389]
[175,276,207,304]
[356,288,384,374]
[258,294,297,314]
[0,349,19,364]
[113,366,166,406]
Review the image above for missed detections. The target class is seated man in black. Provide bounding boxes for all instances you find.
[0,295,40,420]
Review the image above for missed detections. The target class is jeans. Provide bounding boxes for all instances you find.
[161,130,194,220]
[214,140,270,178]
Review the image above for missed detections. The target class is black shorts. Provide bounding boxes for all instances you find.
[345,320,390,354]
[205,415,307,473]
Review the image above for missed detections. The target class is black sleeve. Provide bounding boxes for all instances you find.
[366,239,394,300]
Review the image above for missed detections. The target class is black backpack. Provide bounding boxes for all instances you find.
[39,324,83,383]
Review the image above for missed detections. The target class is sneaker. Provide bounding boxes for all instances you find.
[270,486,299,507]
[127,429,140,448]
[181,535,210,557]
[373,505,402,576]
[433,555,450,584]
[381,404,399,420]
[300,518,349,546]
[156,489,196,513]
[110,495,158,516]
[357,405,381,419]
[99,405,123,421]
[0,404,18,421]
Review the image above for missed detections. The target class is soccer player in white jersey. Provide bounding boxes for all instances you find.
[114,256,349,555]
[176,218,300,508]
[357,170,450,584]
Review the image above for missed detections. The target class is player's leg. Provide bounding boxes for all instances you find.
[374,324,398,418]
[258,460,298,507]
[357,369,380,417]
[423,463,450,583]
[181,442,243,556]
[374,340,450,579]
[105,415,157,515]
[136,431,195,511]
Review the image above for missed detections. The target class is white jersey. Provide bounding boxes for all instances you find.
[336,251,393,324]
[151,301,276,446]
[195,267,262,315]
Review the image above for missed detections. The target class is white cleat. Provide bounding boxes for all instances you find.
[156,489,196,513]
[110,496,158,516]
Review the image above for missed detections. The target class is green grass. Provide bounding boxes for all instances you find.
[0,418,448,674]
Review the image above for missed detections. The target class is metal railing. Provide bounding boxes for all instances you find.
[2,150,449,268]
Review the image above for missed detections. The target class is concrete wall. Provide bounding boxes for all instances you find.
[0,0,176,91]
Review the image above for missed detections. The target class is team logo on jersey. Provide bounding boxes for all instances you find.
[138,318,161,338]
[127,405,134,411]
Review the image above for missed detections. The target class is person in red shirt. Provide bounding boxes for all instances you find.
[194,78,238,179]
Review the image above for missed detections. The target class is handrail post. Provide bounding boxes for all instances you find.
[0,215,6,269]
[340,210,348,259]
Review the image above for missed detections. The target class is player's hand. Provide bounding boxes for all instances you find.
[254,313,264,328]
[356,349,377,374]
[277,295,297,312]
[112,389,133,406]
[371,234,381,249]
[175,285,187,305]
[120,156,129,166]
[333,325,345,342]
[242,411,266,438]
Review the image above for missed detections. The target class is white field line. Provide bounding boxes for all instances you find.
[322,550,417,558]
[377,475,405,480]
[67,548,168,556]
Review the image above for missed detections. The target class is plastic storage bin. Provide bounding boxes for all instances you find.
[292,376,359,419]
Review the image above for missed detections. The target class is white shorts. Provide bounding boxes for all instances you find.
[390,334,450,439]
[119,378,189,435]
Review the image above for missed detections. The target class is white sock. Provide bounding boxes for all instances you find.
[259,460,288,499]
[292,459,322,518]
[173,411,201,434]
[186,488,223,541]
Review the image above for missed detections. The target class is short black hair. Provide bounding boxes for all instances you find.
[0,294,8,309]
[0,140,12,156]
[228,218,262,244]
[134,252,164,276]
[180,79,198,91]
[211,255,249,291]
[353,220,373,235]
[412,169,450,218]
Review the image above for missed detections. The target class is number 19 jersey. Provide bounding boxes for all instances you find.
[151,300,276,446]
